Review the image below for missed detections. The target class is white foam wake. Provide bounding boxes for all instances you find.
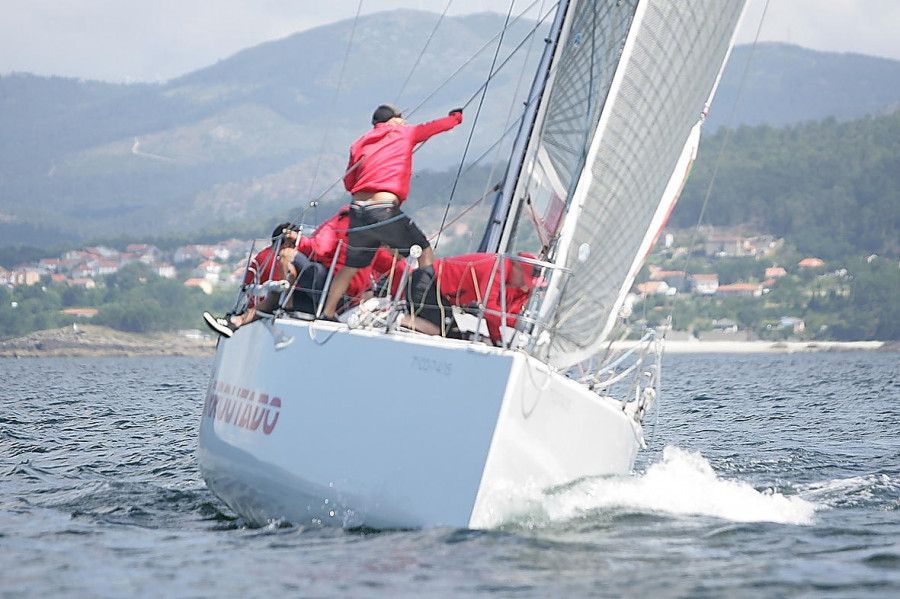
[487,446,821,528]
[540,446,820,525]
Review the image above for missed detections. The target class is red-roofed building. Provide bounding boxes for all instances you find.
[649,270,686,292]
[196,260,223,282]
[96,260,120,275]
[798,258,825,269]
[184,278,214,294]
[635,281,671,297]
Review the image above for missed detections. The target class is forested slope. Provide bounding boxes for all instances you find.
[677,111,900,259]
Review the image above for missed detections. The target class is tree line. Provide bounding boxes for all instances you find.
[676,110,900,260]
[0,263,233,339]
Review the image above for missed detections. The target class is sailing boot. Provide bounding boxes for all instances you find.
[407,265,435,312]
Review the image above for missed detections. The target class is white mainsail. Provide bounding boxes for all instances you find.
[492,0,746,369]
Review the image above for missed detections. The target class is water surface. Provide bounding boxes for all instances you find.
[2,352,898,597]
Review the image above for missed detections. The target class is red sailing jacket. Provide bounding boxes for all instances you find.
[242,245,280,307]
[431,253,535,342]
[297,207,399,299]
[343,113,463,202]
[243,246,276,287]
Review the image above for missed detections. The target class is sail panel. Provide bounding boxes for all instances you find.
[530,1,638,205]
[537,0,746,368]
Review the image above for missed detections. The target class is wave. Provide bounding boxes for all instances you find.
[497,446,821,528]
[796,473,899,508]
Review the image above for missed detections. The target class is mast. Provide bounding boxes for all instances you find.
[477,0,573,254]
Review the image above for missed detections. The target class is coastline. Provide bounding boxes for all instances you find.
[657,339,890,354]
[0,325,894,358]
[0,324,216,358]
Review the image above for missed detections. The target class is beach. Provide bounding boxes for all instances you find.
[659,339,887,354]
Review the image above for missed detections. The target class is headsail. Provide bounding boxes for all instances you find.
[488,0,747,369]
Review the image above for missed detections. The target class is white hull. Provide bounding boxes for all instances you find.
[198,318,644,529]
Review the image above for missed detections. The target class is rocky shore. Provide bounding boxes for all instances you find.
[0,324,217,358]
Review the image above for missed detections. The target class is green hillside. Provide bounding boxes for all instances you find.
[1,11,899,248]
[677,111,900,259]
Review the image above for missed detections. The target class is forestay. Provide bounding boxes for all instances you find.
[492,0,746,369]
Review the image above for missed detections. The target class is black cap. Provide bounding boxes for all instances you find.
[372,104,401,125]
[271,222,293,240]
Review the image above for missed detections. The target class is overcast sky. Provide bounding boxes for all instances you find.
[3,0,899,83]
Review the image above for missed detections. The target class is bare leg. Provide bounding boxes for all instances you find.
[231,288,283,328]
[230,307,257,328]
[322,266,359,318]
[418,246,434,268]
[399,313,441,335]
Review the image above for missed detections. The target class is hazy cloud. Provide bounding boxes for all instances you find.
[2,0,898,83]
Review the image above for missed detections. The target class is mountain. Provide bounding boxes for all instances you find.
[708,42,900,130]
[2,10,899,249]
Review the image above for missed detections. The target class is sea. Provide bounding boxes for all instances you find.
[1,351,898,598]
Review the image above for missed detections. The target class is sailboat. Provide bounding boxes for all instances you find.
[198,0,748,529]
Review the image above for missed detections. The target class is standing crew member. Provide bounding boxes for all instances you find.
[320,103,463,320]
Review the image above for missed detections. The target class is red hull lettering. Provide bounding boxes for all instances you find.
[204,380,281,435]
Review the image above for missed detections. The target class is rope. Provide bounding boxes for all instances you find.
[405,0,549,117]
[395,1,454,104]
[434,0,518,252]
[284,1,552,240]
[427,183,499,242]
[478,0,553,229]
[303,0,364,213]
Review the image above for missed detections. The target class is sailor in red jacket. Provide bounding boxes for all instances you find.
[290,206,400,313]
[404,252,539,344]
[321,103,463,320]
[242,222,298,298]
[203,222,298,336]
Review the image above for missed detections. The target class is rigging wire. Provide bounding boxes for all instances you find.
[434,2,556,122]
[405,0,549,117]
[394,0,454,104]
[663,0,772,339]
[433,0,519,251]
[287,2,552,237]
[301,0,365,225]
[476,0,554,253]
[285,0,552,250]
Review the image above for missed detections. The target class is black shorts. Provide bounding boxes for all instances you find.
[345,203,430,268]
